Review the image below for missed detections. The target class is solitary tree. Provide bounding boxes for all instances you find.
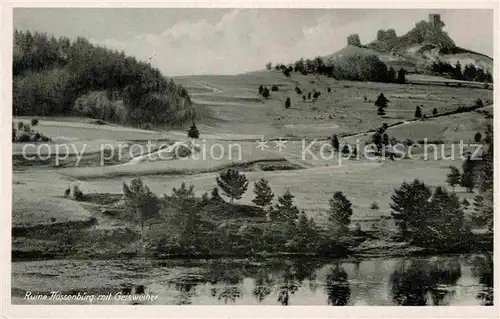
[285,97,291,109]
[370,201,379,212]
[446,166,461,191]
[327,191,353,234]
[474,132,482,143]
[216,169,249,202]
[414,106,422,118]
[397,68,407,84]
[331,134,340,151]
[188,122,200,139]
[73,185,84,201]
[265,62,272,70]
[123,178,161,245]
[432,108,438,116]
[252,178,274,207]
[262,87,270,99]
[31,118,39,126]
[375,93,389,108]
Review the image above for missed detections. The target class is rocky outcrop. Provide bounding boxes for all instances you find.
[376,29,397,42]
[347,34,361,47]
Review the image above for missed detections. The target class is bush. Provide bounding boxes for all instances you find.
[188,122,200,139]
[31,118,39,126]
[23,124,31,133]
[17,132,31,142]
[474,132,482,143]
[475,98,484,108]
[262,87,270,99]
[73,186,84,201]
[285,98,291,109]
[271,85,279,92]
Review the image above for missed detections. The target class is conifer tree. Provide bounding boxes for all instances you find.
[252,178,274,207]
[446,166,461,191]
[268,189,300,224]
[374,93,389,108]
[216,169,249,202]
[327,191,353,233]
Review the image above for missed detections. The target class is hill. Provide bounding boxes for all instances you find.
[322,14,492,78]
[13,30,195,127]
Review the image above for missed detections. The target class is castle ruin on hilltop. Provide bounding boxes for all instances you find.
[428,13,445,31]
[377,29,397,42]
[346,13,448,48]
[347,34,361,46]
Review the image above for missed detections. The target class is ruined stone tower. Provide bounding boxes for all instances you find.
[429,13,444,30]
[376,29,397,42]
[347,34,361,47]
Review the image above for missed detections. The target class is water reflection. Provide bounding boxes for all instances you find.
[173,280,198,305]
[13,254,492,305]
[163,256,491,305]
[390,259,461,305]
[325,263,351,305]
[470,254,493,306]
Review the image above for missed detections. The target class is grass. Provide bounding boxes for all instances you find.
[12,171,94,227]
[12,70,491,251]
[176,70,492,139]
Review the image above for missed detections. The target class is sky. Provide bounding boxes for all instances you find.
[14,8,493,76]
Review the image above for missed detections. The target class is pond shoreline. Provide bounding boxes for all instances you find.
[12,236,492,262]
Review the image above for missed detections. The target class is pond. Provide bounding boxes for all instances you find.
[11,254,493,306]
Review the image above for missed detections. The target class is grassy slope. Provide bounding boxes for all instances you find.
[12,70,492,248]
[176,70,492,139]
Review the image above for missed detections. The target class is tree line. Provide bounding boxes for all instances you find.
[431,60,493,83]
[268,56,407,84]
[115,168,358,257]
[13,29,195,126]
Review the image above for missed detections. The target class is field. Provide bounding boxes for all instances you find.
[176,70,491,139]
[12,69,493,255]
